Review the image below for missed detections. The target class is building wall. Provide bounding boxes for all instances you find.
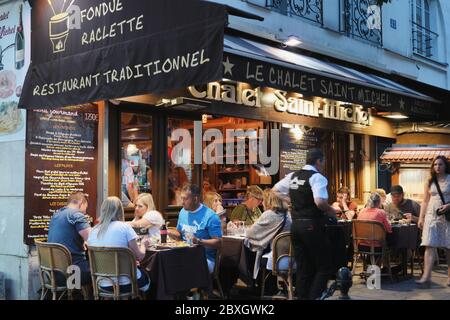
[396,133,450,144]
[0,140,34,299]
[212,0,450,91]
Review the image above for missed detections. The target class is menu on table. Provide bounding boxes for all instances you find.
[24,105,98,245]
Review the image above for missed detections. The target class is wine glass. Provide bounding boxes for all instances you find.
[185,231,194,246]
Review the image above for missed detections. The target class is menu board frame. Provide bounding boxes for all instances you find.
[24,104,98,245]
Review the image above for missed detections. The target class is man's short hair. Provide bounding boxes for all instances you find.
[390,185,404,195]
[181,184,201,198]
[306,148,324,165]
[67,192,88,205]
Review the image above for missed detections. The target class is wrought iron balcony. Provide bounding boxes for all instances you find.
[341,0,383,46]
[412,22,438,59]
[266,0,323,26]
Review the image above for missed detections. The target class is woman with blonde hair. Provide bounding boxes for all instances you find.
[245,189,292,280]
[87,196,150,292]
[204,191,227,233]
[416,155,450,288]
[230,185,264,225]
[128,193,165,238]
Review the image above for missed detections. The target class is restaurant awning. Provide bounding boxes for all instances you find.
[380,146,450,163]
[19,0,230,109]
[222,35,441,119]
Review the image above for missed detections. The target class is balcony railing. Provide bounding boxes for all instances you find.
[266,0,323,26]
[341,0,383,46]
[412,22,438,59]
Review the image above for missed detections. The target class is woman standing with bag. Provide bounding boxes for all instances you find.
[417,155,450,288]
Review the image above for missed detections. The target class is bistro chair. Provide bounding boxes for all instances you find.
[87,246,141,300]
[351,220,393,282]
[35,240,90,300]
[260,232,295,300]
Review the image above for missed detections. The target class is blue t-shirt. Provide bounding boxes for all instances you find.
[48,207,90,263]
[176,204,222,261]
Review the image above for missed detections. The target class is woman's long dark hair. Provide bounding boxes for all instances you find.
[427,155,450,187]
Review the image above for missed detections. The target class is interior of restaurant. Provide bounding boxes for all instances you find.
[120,112,277,220]
[119,107,376,222]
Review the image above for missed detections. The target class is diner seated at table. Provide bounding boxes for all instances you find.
[230,185,264,226]
[357,192,393,249]
[127,193,165,238]
[373,188,388,210]
[87,196,150,293]
[332,187,358,220]
[168,184,222,274]
[204,192,227,234]
[384,185,421,223]
[244,189,292,280]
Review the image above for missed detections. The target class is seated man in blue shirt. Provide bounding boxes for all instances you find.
[168,184,222,273]
[47,192,92,286]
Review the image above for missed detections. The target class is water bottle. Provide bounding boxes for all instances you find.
[160,224,168,244]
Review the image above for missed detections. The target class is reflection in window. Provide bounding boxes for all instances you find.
[121,113,152,207]
[168,118,195,206]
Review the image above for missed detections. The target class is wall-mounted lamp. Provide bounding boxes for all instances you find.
[379,112,409,120]
[280,35,302,47]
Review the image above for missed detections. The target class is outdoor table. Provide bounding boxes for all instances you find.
[388,223,419,278]
[326,221,352,271]
[220,235,254,295]
[140,244,210,299]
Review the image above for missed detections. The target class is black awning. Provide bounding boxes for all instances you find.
[19,0,228,109]
[223,35,442,119]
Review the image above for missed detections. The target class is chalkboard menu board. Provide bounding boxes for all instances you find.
[24,105,98,245]
[279,126,320,178]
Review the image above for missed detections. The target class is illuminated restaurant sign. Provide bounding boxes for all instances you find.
[19,0,228,109]
[219,54,439,118]
[188,82,372,126]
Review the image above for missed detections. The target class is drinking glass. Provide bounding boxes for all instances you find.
[185,231,194,246]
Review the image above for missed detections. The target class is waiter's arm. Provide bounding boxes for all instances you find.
[311,174,336,218]
[272,173,293,205]
[315,198,337,218]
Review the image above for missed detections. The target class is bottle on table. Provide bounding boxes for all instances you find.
[160,224,168,244]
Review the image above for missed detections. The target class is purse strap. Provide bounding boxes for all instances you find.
[434,176,446,205]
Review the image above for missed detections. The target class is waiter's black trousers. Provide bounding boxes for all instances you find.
[291,219,335,300]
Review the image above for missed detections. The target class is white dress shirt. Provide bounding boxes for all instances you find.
[273,165,329,200]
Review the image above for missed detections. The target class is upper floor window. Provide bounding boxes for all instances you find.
[341,0,383,46]
[266,0,323,26]
[412,0,438,59]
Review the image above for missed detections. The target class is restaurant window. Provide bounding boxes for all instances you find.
[325,132,363,203]
[120,113,153,207]
[168,118,197,206]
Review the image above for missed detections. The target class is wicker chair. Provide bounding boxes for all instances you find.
[351,220,393,282]
[35,240,90,300]
[87,246,142,300]
[260,232,295,300]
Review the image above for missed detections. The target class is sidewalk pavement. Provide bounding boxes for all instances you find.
[331,265,450,300]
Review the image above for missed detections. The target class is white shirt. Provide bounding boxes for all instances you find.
[88,221,141,286]
[273,165,329,199]
[142,210,165,238]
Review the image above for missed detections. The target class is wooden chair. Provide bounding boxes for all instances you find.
[35,240,90,300]
[260,232,295,300]
[87,246,142,300]
[351,220,393,282]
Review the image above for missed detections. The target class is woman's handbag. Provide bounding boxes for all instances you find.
[434,178,450,222]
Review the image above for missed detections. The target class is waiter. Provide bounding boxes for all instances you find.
[273,148,337,299]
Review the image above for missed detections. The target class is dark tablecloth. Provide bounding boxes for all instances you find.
[389,224,419,250]
[220,236,254,294]
[141,245,210,299]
